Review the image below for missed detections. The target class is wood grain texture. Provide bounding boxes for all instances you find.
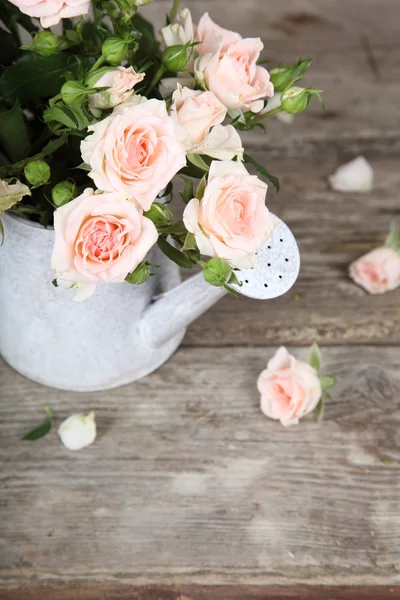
[1,346,400,588]
[1,586,400,600]
[143,0,400,156]
[183,155,400,346]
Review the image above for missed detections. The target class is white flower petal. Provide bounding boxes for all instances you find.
[58,411,96,451]
[329,156,373,193]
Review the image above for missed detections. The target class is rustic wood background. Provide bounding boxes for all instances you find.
[1,0,400,598]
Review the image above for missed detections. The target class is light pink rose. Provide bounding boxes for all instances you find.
[258,347,322,427]
[88,67,144,110]
[196,12,242,55]
[349,247,400,294]
[8,0,89,28]
[171,85,226,145]
[183,160,275,269]
[197,38,274,113]
[51,188,158,297]
[81,97,186,211]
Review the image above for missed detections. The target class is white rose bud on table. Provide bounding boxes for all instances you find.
[58,411,96,450]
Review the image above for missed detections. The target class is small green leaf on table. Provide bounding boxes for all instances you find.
[23,407,54,441]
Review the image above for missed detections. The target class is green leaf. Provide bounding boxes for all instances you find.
[162,219,187,236]
[0,219,4,246]
[179,175,194,204]
[315,396,324,423]
[0,53,80,106]
[320,375,337,393]
[42,134,68,156]
[23,419,52,441]
[187,154,210,172]
[182,232,197,252]
[308,342,321,373]
[228,270,243,287]
[0,99,31,163]
[131,13,159,56]
[195,174,207,200]
[381,457,398,466]
[23,406,54,441]
[24,160,51,188]
[385,220,400,254]
[243,153,280,192]
[44,102,89,131]
[157,236,194,268]
[143,202,173,229]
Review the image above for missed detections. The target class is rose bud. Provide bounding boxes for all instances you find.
[52,181,76,207]
[58,411,96,451]
[203,257,232,287]
[269,66,296,92]
[22,30,59,56]
[162,44,189,72]
[101,37,128,65]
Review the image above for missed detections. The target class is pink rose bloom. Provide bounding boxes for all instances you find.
[8,0,90,28]
[258,347,322,427]
[171,85,226,145]
[81,97,186,211]
[51,188,158,299]
[197,38,274,113]
[170,85,243,160]
[349,247,400,294]
[88,67,145,110]
[183,160,275,269]
[196,12,242,55]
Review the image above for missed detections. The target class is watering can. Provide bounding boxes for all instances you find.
[0,197,300,391]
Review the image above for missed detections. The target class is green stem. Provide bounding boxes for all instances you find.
[146,64,166,95]
[88,56,105,74]
[251,105,283,123]
[169,0,181,22]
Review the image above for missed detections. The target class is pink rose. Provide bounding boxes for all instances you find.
[196,12,242,56]
[51,188,158,298]
[171,85,226,145]
[170,85,243,160]
[258,347,322,427]
[81,97,186,211]
[183,160,275,269]
[88,67,144,110]
[8,0,89,28]
[197,38,274,112]
[349,247,400,294]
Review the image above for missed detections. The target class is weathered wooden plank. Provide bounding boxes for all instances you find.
[1,345,400,588]
[1,585,400,600]
[182,155,400,346]
[142,0,400,154]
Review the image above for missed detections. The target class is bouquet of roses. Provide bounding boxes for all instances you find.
[0,0,323,300]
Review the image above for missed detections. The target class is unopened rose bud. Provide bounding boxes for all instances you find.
[162,44,189,72]
[101,37,128,65]
[203,258,232,287]
[58,411,96,451]
[282,86,313,114]
[269,66,295,92]
[24,160,50,188]
[52,181,76,207]
[22,31,58,57]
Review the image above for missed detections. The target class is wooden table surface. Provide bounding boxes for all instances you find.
[1,0,400,598]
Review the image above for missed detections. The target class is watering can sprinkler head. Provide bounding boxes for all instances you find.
[232,215,301,300]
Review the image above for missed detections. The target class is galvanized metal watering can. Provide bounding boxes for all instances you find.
[0,199,300,391]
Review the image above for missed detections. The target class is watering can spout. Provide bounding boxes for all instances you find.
[139,215,300,349]
[139,272,226,348]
